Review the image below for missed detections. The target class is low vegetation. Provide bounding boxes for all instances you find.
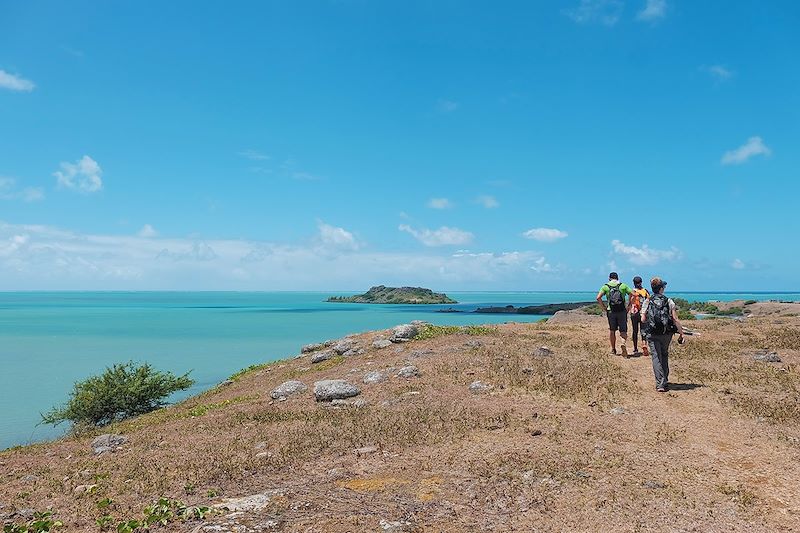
[41,362,193,429]
[327,285,456,304]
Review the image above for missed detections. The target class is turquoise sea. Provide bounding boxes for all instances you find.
[2,291,798,449]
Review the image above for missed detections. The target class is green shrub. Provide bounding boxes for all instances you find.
[42,362,194,428]
[744,300,757,306]
[582,303,603,316]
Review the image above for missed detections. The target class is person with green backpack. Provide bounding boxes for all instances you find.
[640,277,685,392]
[596,272,632,357]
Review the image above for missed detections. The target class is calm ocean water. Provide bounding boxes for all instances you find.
[1,291,798,449]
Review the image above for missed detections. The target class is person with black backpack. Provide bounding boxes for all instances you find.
[596,272,632,357]
[640,277,684,392]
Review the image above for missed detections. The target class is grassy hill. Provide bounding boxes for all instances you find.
[2,304,799,531]
[327,285,457,304]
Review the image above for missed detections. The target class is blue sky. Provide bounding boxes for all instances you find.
[1,0,798,291]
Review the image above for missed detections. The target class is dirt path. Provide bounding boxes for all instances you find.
[609,341,800,530]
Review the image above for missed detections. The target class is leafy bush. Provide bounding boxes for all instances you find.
[42,362,194,428]
[582,303,603,316]
[3,511,63,533]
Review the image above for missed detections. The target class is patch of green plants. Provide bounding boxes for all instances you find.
[582,303,603,316]
[717,306,744,316]
[186,395,255,417]
[42,362,194,428]
[112,497,214,532]
[416,324,497,340]
[3,511,63,533]
[228,361,275,381]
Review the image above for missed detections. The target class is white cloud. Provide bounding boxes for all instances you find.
[0,70,35,92]
[731,258,745,270]
[522,228,568,242]
[436,99,459,113]
[54,155,103,193]
[611,239,681,265]
[530,257,555,273]
[637,0,667,21]
[703,64,733,82]
[427,198,453,209]
[138,224,158,238]
[0,178,44,202]
[563,0,624,26]
[238,149,270,161]
[0,220,563,290]
[476,195,499,209]
[721,136,771,165]
[316,222,361,251]
[399,224,474,247]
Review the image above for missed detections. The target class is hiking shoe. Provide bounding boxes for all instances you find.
[610,349,617,355]
[656,387,666,393]
[620,345,628,358]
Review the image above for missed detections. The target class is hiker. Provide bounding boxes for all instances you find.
[629,276,650,356]
[640,277,684,392]
[596,272,632,356]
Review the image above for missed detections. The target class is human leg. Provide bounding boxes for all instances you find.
[649,335,668,390]
[630,314,640,352]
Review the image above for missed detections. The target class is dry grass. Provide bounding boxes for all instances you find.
[2,315,800,532]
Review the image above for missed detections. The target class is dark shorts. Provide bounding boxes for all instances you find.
[607,310,628,332]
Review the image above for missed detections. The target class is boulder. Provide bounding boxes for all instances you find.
[342,348,365,357]
[301,342,326,354]
[609,407,626,415]
[91,434,127,455]
[314,380,361,402]
[469,381,492,394]
[363,370,390,385]
[373,339,393,349]
[397,365,421,378]
[753,351,781,363]
[390,324,419,343]
[311,350,335,364]
[270,380,308,400]
[333,339,355,355]
[463,339,483,348]
[534,346,553,357]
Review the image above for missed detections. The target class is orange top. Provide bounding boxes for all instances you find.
[630,288,650,314]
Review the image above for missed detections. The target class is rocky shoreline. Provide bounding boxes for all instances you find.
[437,301,595,315]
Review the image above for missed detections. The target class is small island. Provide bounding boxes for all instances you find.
[327,285,457,304]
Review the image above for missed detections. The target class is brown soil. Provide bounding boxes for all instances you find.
[2,304,800,532]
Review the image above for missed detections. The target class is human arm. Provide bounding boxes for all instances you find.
[670,302,684,340]
[596,290,606,315]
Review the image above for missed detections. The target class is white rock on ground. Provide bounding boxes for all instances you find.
[397,365,421,378]
[314,380,361,402]
[373,339,393,349]
[390,324,419,343]
[311,350,335,364]
[363,370,390,384]
[270,380,308,400]
[468,381,492,394]
[91,434,127,455]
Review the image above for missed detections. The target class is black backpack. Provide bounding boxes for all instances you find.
[646,294,676,335]
[606,283,626,312]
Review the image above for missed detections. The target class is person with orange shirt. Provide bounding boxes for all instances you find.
[629,276,650,356]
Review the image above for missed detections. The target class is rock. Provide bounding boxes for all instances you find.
[643,480,667,490]
[373,339,393,349]
[380,519,413,532]
[19,474,38,483]
[314,380,361,402]
[73,484,96,494]
[270,380,308,400]
[91,434,127,455]
[311,350,335,364]
[354,445,378,455]
[753,351,781,363]
[301,342,325,353]
[343,348,365,357]
[409,349,432,358]
[327,468,348,480]
[213,490,285,512]
[352,399,369,408]
[363,370,390,385]
[397,365,421,378]
[609,407,626,415]
[333,340,355,355]
[463,339,483,348]
[534,346,553,357]
[469,381,493,394]
[531,429,543,437]
[390,324,419,343]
